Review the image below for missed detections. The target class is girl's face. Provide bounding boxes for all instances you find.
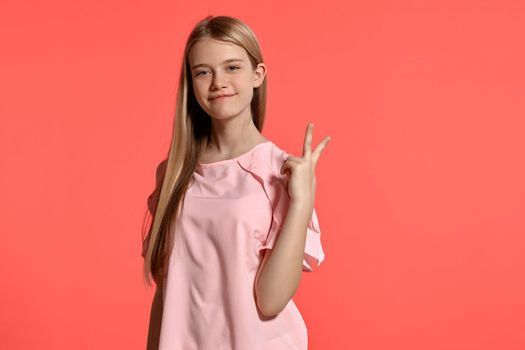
[188,38,266,120]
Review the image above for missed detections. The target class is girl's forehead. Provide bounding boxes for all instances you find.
[188,38,247,64]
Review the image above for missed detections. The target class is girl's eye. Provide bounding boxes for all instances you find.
[195,66,240,77]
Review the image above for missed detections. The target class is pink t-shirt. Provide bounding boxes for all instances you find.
[158,140,325,350]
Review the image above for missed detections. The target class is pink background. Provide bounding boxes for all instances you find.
[1,0,524,349]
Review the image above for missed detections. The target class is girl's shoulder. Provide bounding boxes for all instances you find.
[238,140,290,187]
[251,140,289,173]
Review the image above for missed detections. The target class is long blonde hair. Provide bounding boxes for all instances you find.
[141,15,268,288]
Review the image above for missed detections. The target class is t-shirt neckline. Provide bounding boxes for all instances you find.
[197,140,272,168]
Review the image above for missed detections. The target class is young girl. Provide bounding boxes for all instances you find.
[141,15,331,350]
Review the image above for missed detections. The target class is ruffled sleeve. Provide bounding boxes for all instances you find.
[237,143,326,272]
[142,159,167,259]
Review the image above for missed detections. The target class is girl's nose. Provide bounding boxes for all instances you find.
[210,72,227,89]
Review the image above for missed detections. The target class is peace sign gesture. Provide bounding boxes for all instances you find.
[280,122,331,206]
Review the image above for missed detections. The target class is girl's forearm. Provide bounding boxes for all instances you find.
[255,199,313,316]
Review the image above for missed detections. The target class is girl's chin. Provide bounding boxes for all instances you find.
[208,109,247,119]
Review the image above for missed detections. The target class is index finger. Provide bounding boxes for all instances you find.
[303,122,313,157]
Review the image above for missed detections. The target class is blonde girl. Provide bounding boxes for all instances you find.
[141,15,331,350]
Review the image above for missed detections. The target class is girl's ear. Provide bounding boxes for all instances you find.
[253,63,266,88]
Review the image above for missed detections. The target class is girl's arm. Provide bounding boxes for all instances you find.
[146,284,164,350]
[255,123,330,317]
[254,198,313,317]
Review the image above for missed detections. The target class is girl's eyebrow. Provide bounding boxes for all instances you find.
[191,58,244,70]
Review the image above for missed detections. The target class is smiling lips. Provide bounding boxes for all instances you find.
[209,94,235,101]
